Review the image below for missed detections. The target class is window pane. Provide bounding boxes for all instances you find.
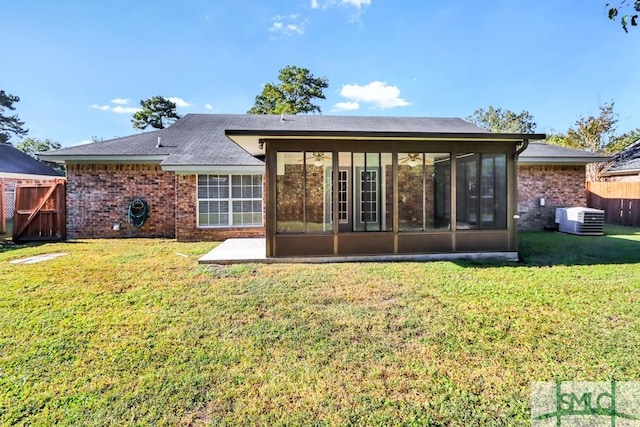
[348,152,390,232]
[433,154,451,230]
[456,153,505,230]
[398,153,450,231]
[276,152,305,232]
[305,151,332,233]
[398,153,424,231]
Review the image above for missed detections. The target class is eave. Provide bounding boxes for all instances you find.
[518,156,610,165]
[161,164,265,174]
[36,154,168,164]
[226,130,547,156]
[600,168,640,177]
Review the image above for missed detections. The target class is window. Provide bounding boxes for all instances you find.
[455,153,506,229]
[276,151,332,233]
[398,153,451,231]
[197,174,263,227]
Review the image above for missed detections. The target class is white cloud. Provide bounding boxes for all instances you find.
[110,98,129,105]
[270,14,306,36]
[77,139,94,145]
[111,105,141,114]
[311,0,371,10]
[333,101,360,111]
[342,0,370,7]
[286,24,304,34]
[204,103,214,110]
[338,81,410,109]
[90,104,111,111]
[90,102,140,114]
[168,97,190,107]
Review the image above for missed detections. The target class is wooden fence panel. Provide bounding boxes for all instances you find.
[587,182,640,226]
[13,180,66,242]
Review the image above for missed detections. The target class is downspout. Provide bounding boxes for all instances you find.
[515,138,529,158]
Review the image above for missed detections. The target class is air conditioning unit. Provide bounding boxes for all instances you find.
[555,207,605,236]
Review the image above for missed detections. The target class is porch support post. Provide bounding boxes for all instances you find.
[392,152,398,253]
[333,149,339,255]
[265,140,275,257]
[450,150,457,252]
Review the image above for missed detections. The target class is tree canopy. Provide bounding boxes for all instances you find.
[16,137,65,173]
[131,96,181,130]
[607,1,640,32]
[0,90,28,144]
[466,106,537,133]
[16,137,61,157]
[558,101,618,153]
[248,65,329,115]
[605,127,640,153]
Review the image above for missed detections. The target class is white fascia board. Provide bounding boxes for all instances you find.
[162,165,265,174]
[518,157,609,164]
[600,169,640,176]
[36,155,168,163]
[0,172,66,180]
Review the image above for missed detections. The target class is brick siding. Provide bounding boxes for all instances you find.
[65,164,176,238]
[517,164,587,230]
[64,162,590,239]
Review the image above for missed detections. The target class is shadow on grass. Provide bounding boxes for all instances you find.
[1,218,71,254]
[456,225,640,268]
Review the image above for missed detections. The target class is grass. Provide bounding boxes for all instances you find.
[0,227,639,426]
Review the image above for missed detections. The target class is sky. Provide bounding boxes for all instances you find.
[3,1,640,147]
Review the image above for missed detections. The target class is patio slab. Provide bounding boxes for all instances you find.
[198,238,518,264]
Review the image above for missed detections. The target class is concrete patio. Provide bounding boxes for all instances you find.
[197,238,519,264]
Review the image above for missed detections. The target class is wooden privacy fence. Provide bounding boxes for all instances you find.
[13,179,66,242]
[587,181,640,227]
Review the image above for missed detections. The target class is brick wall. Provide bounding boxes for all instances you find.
[66,164,176,238]
[517,164,587,230]
[175,174,265,241]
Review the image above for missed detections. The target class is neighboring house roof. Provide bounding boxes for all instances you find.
[40,114,547,171]
[0,143,64,179]
[518,142,610,165]
[600,139,640,176]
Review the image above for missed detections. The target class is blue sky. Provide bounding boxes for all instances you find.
[3,1,640,147]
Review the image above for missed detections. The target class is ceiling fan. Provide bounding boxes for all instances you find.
[398,153,436,167]
[297,151,331,167]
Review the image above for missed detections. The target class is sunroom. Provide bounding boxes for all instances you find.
[226,117,544,260]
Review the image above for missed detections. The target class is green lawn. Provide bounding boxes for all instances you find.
[1,227,639,426]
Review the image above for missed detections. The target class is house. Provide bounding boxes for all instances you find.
[1,143,65,233]
[516,142,609,230]
[40,113,599,259]
[598,139,640,181]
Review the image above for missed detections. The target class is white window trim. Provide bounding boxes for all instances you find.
[196,174,264,228]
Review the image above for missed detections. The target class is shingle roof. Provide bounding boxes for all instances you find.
[0,143,64,178]
[519,142,610,164]
[40,114,548,167]
[599,139,640,175]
